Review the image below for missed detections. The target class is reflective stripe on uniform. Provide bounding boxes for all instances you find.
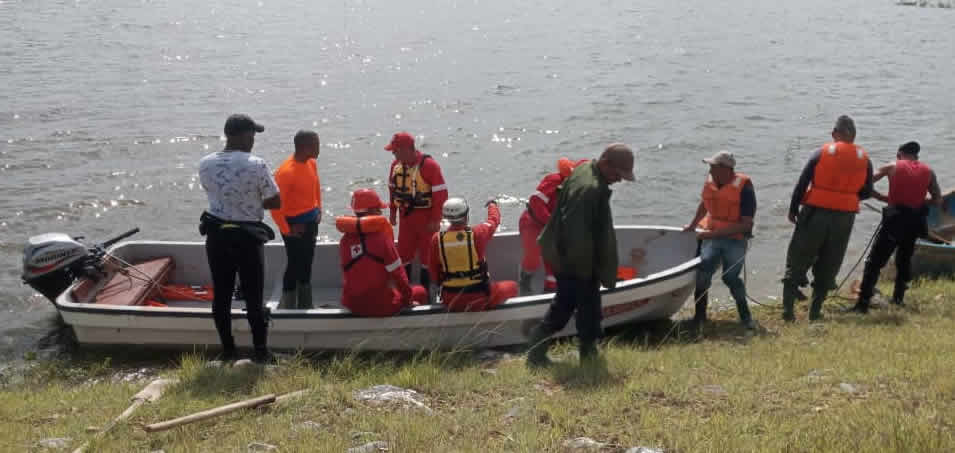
[385,258,402,272]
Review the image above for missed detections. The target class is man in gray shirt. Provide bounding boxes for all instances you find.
[198,114,280,363]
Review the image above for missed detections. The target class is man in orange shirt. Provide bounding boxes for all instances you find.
[270,130,322,309]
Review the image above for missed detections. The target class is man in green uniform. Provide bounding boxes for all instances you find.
[526,144,635,367]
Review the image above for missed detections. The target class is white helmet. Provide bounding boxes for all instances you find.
[442,197,469,223]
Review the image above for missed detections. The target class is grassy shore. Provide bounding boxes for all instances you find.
[3,280,954,452]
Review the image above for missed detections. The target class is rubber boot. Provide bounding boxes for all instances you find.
[279,289,296,309]
[525,325,554,368]
[844,299,869,314]
[579,340,599,363]
[781,284,796,322]
[518,268,534,295]
[692,290,708,324]
[808,291,825,322]
[296,284,313,310]
[891,281,907,307]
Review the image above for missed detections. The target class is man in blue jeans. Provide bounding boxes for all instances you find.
[683,151,757,329]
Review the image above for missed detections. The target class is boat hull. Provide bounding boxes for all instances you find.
[54,226,700,351]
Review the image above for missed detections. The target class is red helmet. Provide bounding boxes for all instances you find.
[351,189,388,213]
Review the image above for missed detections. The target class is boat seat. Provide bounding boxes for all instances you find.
[73,257,174,306]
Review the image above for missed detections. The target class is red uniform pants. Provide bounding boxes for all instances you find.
[343,285,427,317]
[441,281,518,312]
[397,209,433,269]
[518,211,556,290]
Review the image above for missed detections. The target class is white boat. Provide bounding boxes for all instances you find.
[27,226,700,351]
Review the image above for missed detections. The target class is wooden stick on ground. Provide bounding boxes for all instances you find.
[143,394,276,433]
[73,378,178,453]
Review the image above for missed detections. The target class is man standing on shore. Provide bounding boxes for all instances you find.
[526,144,635,367]
[781,115,873,322]
[386,132,448,302]
[270,130,322,310]
[199,114,280,363]
[683,151,757,330]
[848,141,944,312]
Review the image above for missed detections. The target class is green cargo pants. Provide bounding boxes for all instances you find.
[781,206,857,319]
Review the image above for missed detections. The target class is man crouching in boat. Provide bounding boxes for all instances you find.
[338,189,427,316]
[683,151,757,330]
[429,197,518,312]
[198,114,280,363]
[518,157,588,294]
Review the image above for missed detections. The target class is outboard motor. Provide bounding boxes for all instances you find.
[22,228,140,302]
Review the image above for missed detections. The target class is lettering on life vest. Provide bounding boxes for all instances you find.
[601,298,650,318]
[350,244,363,259]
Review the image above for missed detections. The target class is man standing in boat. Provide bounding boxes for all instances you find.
[429,197,518,311]
[198,114,280,363]
[270,130,322,310]
[386,132,448,303]
[683,151,757,330]
[781,115,873,322]
[518,158,588,294]
[338,189,427,316]
[526,144,636,367]
[847,141,944,313]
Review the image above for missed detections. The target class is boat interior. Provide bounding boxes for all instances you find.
[67,226,699,312]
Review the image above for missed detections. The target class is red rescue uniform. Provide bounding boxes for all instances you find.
[338,215,425,317]
[389,151,448,269]
[429,203,518,312]
[802,142,869,212]
[888,160,933,209]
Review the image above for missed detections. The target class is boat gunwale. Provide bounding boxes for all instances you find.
[53,225,701,320]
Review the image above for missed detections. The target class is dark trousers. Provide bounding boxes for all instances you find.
[205,228,268,351]
[858,208,923,303]
[281,222,318,291]
[537,275,603,345]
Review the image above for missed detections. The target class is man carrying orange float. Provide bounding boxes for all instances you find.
[518,157,587,294]
[337,189,426,317]
[386,132,448,302]
[429,197,518,312]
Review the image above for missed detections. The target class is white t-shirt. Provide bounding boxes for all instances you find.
[198,150,279,222]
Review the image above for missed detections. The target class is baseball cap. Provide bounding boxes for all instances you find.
[384,132,416,152]
[223,114,265,136]
[703,150,736,169]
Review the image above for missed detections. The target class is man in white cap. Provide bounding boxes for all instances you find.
[683,151,757,330]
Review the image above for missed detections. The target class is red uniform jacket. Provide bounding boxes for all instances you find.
[388,151,449,224]
[339,230,412,315]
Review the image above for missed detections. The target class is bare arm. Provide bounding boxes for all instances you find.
[928,171,943,211]
[870,163,894,203]
[683,201,707,231]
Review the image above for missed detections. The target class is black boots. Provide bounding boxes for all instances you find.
[892,281,908,306]
[782,284,796,322]
[525,325,554,368]
[692,290,708,324]
[808,291,825,322]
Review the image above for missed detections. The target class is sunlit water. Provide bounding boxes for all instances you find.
[0,0,952,359]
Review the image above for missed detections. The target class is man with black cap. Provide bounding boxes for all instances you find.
[526,143,636,367]
[848,141,944,313]
[198,114,281,363]
[683,150,757,330]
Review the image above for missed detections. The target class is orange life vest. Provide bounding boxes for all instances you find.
[335,215,394,270]
[700,173,751,240]
[802,142,869,212]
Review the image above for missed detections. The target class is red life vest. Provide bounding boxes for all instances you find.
[700,173,751,240]
[888,160,932,209]
[802,142,869,212]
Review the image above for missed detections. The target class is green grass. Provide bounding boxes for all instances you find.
[2,279,954,452]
